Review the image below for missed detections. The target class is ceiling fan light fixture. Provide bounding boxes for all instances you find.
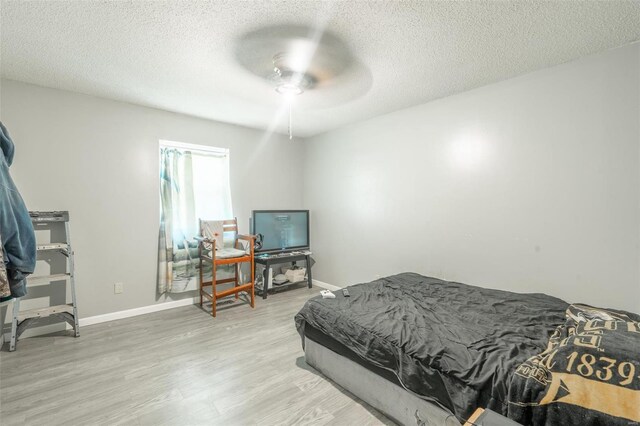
[236,25,358,141]
[275,82,304,96]
[270,52,317,140]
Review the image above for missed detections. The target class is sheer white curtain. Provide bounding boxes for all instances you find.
[158,142,232,294]
[192,153,233,222]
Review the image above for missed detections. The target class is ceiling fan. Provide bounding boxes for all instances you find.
[235,24,354,139]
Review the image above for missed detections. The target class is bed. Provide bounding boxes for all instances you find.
[295,273,640,425]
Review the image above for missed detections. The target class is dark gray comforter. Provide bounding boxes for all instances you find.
[294,273,568,420]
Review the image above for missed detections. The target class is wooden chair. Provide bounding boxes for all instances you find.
[198,218,255,317]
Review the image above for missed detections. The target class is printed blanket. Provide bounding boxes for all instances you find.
[507,304,640,425]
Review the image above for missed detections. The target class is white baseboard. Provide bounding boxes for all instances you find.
[312,279,342,291]
[3,280,338,343]
[2,297,198,345]
[84,282,341,326]
[80,297,197,327]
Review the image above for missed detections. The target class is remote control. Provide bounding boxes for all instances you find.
[320,290,336,299]
[342,288,350,297]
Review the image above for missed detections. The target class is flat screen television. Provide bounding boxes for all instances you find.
[251,210,310,254]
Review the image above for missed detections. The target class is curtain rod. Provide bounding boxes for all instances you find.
[159,140,229,156]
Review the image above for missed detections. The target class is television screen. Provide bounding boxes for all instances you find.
[252,210,309,253]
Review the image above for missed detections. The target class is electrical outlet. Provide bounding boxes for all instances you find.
[114,282,124,294]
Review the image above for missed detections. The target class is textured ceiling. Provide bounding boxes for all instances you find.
[2,1,640,138]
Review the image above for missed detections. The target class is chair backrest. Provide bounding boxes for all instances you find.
[200,218,238,249]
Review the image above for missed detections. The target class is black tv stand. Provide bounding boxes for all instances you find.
[254,251,313,299]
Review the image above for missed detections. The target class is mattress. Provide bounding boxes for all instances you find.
[304,336,455,426]
[295,273,569,420]
[304,322,402,387]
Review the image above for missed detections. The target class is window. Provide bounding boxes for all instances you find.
[157,140,232,293]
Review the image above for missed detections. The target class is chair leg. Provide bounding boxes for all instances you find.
[212,260,217,317]
[234,263,239,300]
[250,258,255,308]
[199,247,203,307]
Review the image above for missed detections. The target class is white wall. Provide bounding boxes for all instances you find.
[2,41,638,327]
[304,43,640,313]
[0,80,304,320]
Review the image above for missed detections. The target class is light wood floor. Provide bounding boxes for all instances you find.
[0,285,394,425]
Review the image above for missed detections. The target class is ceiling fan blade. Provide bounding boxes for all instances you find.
[235,24,353,88]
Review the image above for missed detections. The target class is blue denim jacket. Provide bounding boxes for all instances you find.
[0,121,36,299]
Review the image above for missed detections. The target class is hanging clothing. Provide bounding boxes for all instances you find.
[0,231,10,299]
[0,121,36,300]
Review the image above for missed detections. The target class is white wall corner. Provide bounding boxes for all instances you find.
[313,279,342,291]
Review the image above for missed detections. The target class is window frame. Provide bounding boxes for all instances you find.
[159,139,229,157]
